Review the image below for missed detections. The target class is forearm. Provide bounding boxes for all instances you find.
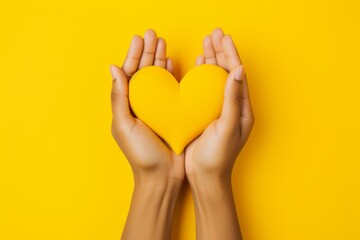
[189,175,242,240]
[121,177,182,240]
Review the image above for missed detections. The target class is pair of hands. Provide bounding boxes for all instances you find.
[110,28,254,190]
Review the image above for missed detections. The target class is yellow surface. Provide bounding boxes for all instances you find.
[129,65,227,154]
[0,0,359,239]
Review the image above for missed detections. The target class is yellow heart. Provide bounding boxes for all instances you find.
[129,64,228,154]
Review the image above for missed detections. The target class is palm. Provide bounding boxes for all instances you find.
[185,121,220,176]
[124,118,173,167]
[125,117,185,180]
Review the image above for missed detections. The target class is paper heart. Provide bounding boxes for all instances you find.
[129,64,228,154]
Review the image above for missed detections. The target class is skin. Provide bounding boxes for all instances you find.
[110,30,184,240]
[186,28,255,240]
[110,28,254,240]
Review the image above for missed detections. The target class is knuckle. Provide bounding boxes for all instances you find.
[112,117,135,138]
[244,116,255,128]
[111,92,120,102]
[224,94,242,106]
[111,123,120,140]
[111,120,126,136]
[232,94,243,104]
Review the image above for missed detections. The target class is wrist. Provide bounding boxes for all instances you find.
[188,175,242,240]
[187,168,232,193]
[188,174,233,201]
[133,174,183,200]
[122,175,183,240]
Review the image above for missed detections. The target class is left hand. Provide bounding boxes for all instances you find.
[110,29,184,184]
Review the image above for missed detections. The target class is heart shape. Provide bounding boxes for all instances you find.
[129,64,228,154]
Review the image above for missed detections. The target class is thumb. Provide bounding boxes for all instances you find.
[110,64,133,123]
[219,65,245,128]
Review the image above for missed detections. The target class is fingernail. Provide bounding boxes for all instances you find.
[234,66,244,81]
[110,65,117,80]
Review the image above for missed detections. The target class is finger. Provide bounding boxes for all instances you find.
[241,74,252,118]
[166,58,174,75]
[195,55,205,66]
[122,35,144,78]
[240,74,255,139]
[222,35,242,71]
[203,35,217,65]
[154,37,167,68]
[219,66,245,128]
[110,64,134,126]
[211,28,227,70]
[138,29,158,68]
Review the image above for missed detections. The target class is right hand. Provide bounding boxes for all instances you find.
[185,28,255,183]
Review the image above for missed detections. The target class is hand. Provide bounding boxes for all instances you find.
[184,28,255,240]
[110,29,184,183]
[185,28,255,182]
[110,29,185,240]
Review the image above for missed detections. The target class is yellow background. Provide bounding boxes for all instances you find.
[0,0,359,239]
